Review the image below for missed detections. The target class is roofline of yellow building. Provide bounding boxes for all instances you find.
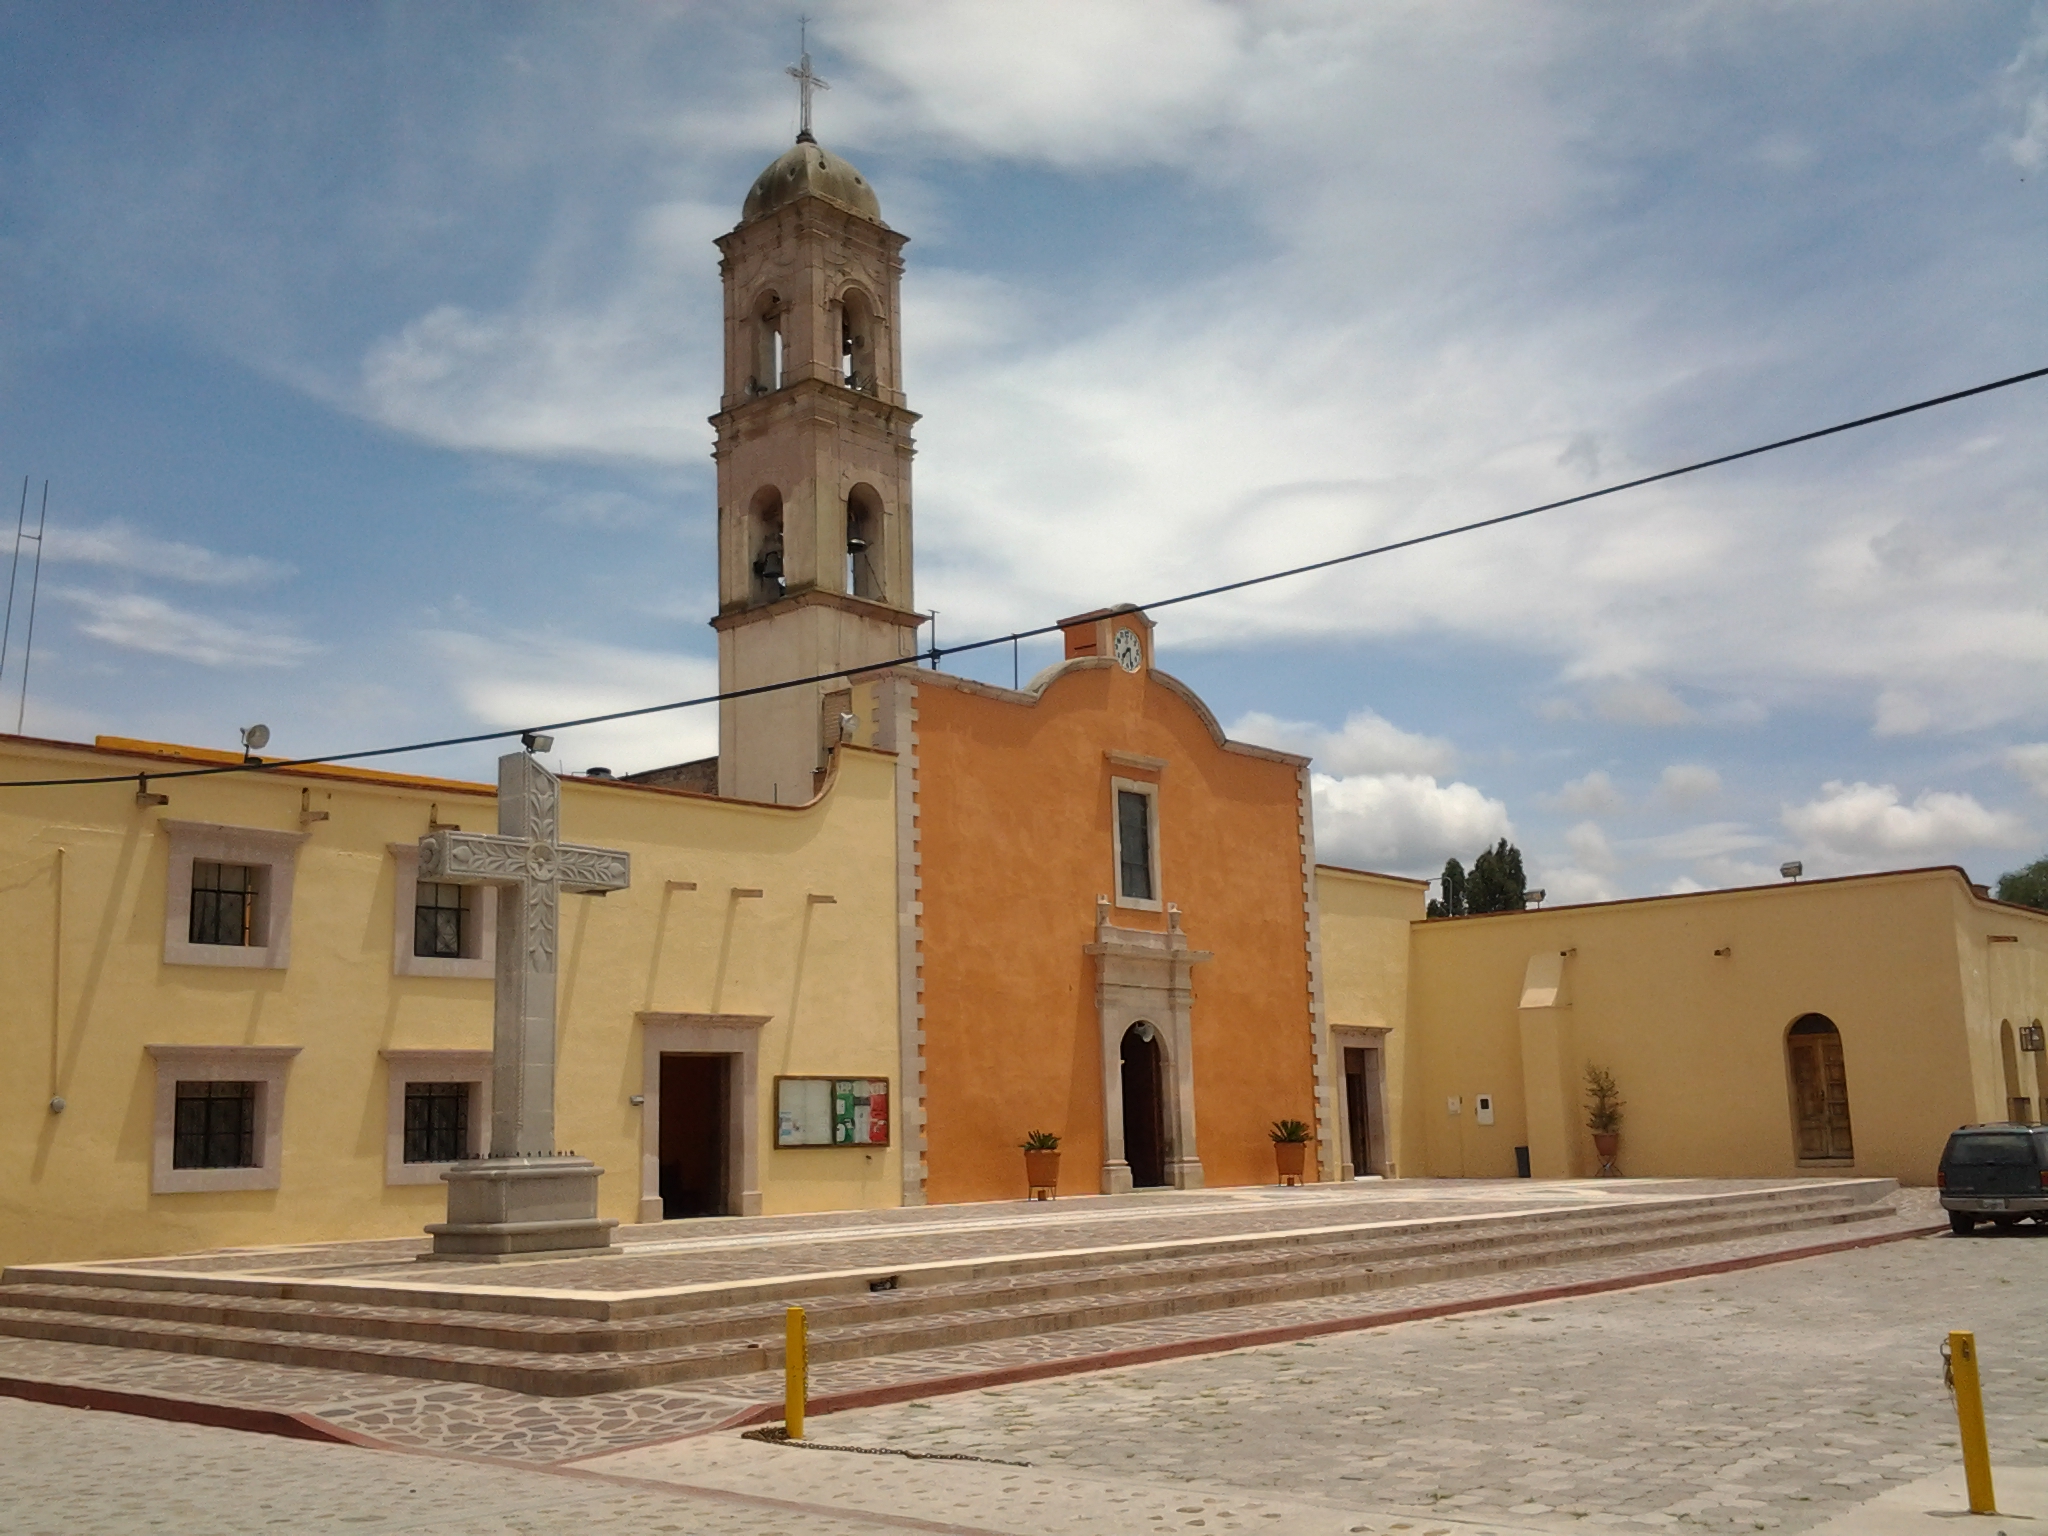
[0,731,894,812]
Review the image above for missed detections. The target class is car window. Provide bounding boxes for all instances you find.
[1945,1133,2036,1165]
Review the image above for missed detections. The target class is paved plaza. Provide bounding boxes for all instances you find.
[2,1213,2042,1535]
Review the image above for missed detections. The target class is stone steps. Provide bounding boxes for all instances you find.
[0,1183,1898,1396]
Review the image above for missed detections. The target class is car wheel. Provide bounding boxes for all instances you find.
[1950,1211,1977,1235]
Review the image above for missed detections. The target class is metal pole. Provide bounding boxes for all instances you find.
[16,481,48,734]
[1945,1330,1997,1514]
[784,1304,807,1439]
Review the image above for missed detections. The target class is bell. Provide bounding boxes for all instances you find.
[754,547,783,581]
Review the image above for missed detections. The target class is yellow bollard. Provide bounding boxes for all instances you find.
[784,1305,807,1440]
[1945,1330,1997,1515]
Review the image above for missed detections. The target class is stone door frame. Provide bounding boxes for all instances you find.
[636,1012,769,1221]
[1088,899,1211,1194]
[1330,1025,1391,1179]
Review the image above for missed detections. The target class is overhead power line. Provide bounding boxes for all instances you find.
[4,361,2044,792]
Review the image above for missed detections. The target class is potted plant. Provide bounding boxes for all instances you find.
[1269,1118,1312,1183]
[1021,1130,1061,1198]
[1584,1064,1623,1176]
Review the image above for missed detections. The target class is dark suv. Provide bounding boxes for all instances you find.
[1939,1124,2048,1234]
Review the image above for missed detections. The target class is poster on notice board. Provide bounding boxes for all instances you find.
[775,1077,890,1147]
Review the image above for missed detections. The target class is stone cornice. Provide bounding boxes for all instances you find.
[711,587,926,633]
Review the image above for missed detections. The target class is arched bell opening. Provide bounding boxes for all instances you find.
[840,287,878,394]
[1785,1013,1854,1162]
[1120,1021,1168,1188]
[748,485,785,604]
[845,483,885,600]
[750,291,784,394]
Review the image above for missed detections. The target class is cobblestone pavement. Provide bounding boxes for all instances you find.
[5,1225,2040,1535]
[0,1189,1941,1464]
[599,1227,2046,1535]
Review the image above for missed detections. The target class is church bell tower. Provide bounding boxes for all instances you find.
[711,60,920,803]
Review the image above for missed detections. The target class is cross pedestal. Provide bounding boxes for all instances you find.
[416,750,631,1261]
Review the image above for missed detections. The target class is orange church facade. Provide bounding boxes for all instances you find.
[894,607,1332,1202]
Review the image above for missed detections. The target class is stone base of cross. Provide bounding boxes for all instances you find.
[414,749,630,1262]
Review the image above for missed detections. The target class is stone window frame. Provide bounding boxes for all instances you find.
[146,1044,301,1193]
[380,1048,493,1186]
[160,820,309,971]
[1109,775,1164,913]
[388,843,497,980]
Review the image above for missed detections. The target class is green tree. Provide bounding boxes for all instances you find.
[1995,854,2048,911]
[1426,858,1467,919]
[1466,838,1527,914]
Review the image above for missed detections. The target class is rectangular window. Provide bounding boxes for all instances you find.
[403,1081,472,1164]
[1116,788,1155,902]
[413,881,467,959]
[189,861,259,946]
[172,1080,257,1169]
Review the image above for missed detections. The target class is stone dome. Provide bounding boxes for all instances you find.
[742,137,883,224]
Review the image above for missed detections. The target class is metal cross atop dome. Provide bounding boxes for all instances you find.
[787,20,829,143]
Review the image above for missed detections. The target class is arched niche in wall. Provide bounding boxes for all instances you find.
[839,285,879,394]
[748,484,785,603]
[845,483,885,601]
[750,290,784,393]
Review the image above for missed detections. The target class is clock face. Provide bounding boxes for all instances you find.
[1113,626,1143,673]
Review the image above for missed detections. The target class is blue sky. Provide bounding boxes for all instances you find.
[3,2,2046,899]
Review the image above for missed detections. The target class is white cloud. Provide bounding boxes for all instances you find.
[1310,770,1510,874]
[44,522,293,585]
[1994,9,2048,171]
[1229,708,1454,777]
[1593,680,1695,727]
[2007,743,2048,796]
[1782,780,2030,863]
[1544,865,1618,906]
[1657,764,1722,810]
[59,590,315,667]
[1639,822,1773,862]
[425,629,718,775]
[1545,769,1625,816]
[1565,820,1617,874]
[1873,689,1932,737]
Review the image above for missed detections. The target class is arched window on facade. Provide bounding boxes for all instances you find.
[748,485,785,604]
[840,287,877,394]
[751,292,784,394]
[845,483,884,600]
[2000,1020,2032,1124]
[1785,1014,1854,1162]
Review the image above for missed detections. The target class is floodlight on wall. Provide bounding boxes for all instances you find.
[1779,861,1803,881]
[240,723,270,763]
[2020,1023,2045,1053]
[1523,889,1546,908]
[521,731,554,754]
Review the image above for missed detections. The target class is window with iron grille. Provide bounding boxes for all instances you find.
[413,881,467,959]
[404,1081,471,1164]
[1116,788,1155,902]
[189,861,259,946]
[173,1081,257,1169]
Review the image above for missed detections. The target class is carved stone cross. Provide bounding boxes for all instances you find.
[419,750,629,1158]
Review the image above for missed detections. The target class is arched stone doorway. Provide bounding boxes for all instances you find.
[1786,1013,1854,1163]
[1120,1022,1168,1188]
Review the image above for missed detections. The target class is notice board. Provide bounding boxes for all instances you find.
[775,1076,890,1147]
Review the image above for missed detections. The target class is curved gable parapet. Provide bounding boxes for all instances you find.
[922,658,1307,767]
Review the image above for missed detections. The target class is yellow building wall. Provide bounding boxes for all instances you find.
[0,735,902,1267]
[1312,865,1425,1178]
[1402,868,2045,1186]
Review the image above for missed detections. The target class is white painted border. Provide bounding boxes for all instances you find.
[145,1044,301,1193]
[1109,776,1164,912]
[379,1048,493,1185]
[388,844,497,980]
[159,821,308,970]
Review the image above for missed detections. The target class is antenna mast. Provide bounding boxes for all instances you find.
[0,477,26,693]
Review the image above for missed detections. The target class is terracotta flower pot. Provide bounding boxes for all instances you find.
[1592,1132,1620,1176]
[1023,1148,1061,1197]
[1273,1141,1307,1181]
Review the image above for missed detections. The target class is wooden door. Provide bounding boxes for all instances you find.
[1789,1027,1853,1161]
